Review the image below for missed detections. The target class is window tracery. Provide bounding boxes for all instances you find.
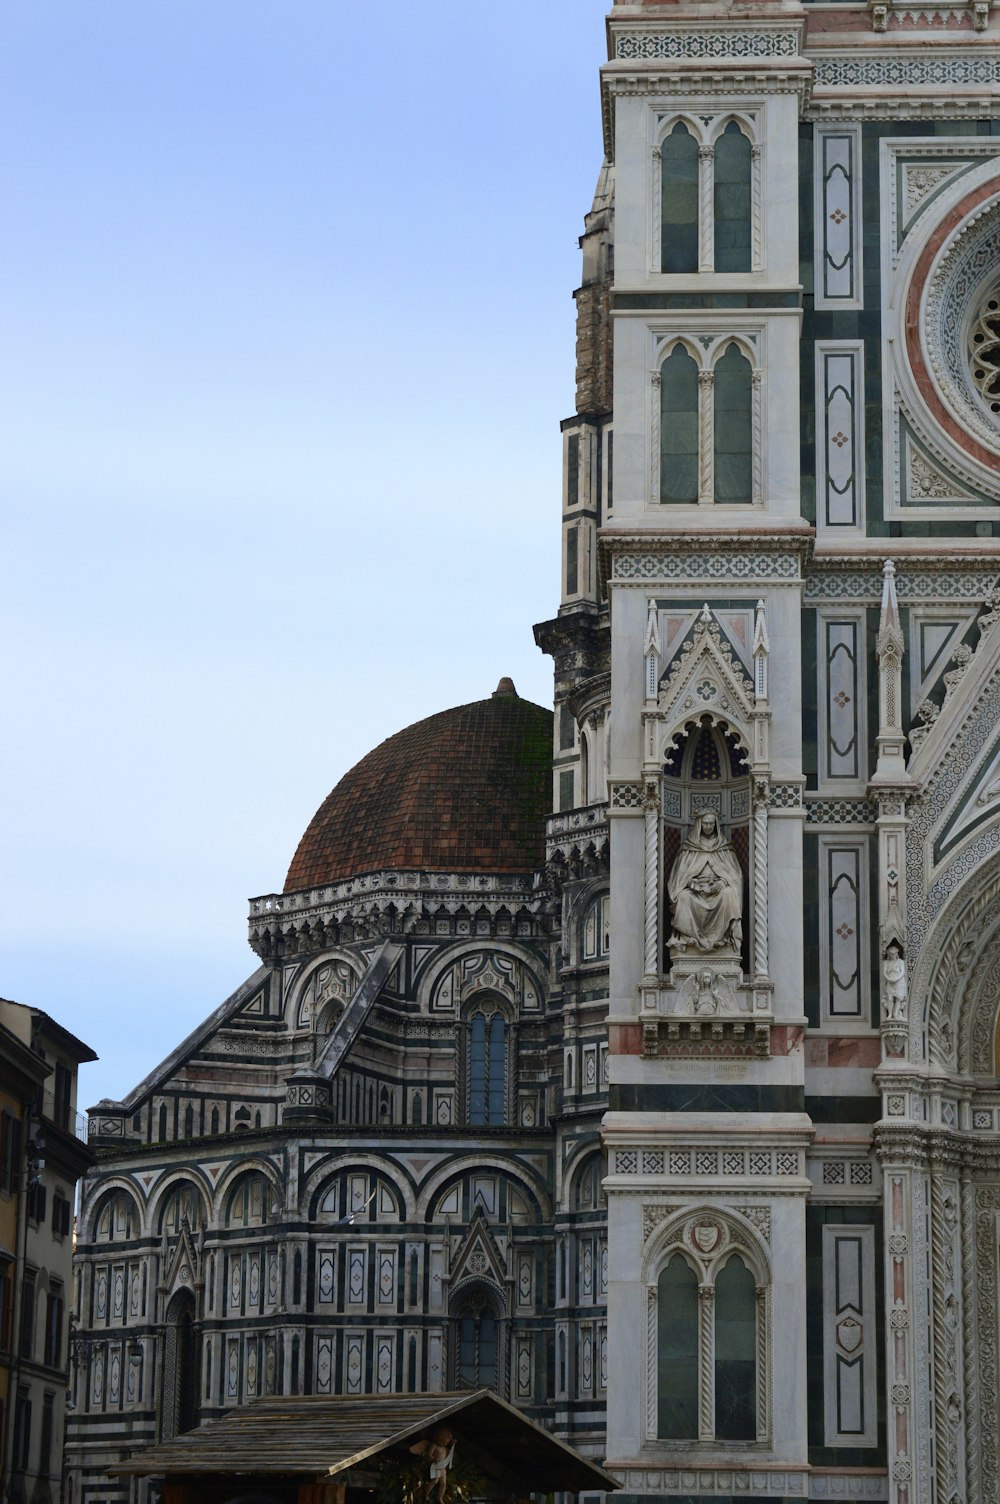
[227,1172,271,1229]
[969,284,1000,415]
[158,1181,204,1237]
[656,337,760,506]
[648,1213,768,1446]
[658,114,758,276]
[94,1190,138,1244]
[462,998,512,1127]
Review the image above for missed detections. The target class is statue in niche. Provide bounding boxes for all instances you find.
[882,942,907,1021]
[667,810,743,955]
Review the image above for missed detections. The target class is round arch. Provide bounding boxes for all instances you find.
[418,1156,551,1223]
[301,1154,418,1221]
[81,1178,144,1243]
[147,1173,211,1237]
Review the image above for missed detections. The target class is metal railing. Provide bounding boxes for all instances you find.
[39,1089,88,1143]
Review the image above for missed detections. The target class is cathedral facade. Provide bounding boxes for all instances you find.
[68,3,1000,1504]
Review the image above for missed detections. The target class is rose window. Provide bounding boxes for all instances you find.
[970,286,1000,415]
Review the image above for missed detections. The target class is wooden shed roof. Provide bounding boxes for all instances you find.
[111,1390,619,1494]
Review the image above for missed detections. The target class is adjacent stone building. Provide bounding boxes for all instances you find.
[0,1001,95,1504]
[68,2,1000,1503]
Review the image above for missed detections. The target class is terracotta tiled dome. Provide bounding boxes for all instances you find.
[283,681,553,892]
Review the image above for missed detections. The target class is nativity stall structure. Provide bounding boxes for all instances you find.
[109,1389,620,1504]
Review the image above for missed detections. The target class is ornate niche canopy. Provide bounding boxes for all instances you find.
[638,603,773,1058]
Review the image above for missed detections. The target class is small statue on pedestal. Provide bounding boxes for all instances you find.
[882,942,907,1022]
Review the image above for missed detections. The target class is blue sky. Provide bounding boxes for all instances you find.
[1,2,609,1109]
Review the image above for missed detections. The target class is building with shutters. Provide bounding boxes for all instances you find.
[0,1001,95,1504]
[66,3,1000,1503]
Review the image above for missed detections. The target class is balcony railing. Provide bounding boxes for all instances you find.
[39,1090,88,1143]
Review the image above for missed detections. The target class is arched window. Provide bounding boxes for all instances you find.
[94,1191,137,1244]
[713,123,752,273]
[573,1153,607,1212]
[467,1009,508,1126]
[227,1172,270,1229]
[661,123,699,273]
[657,341,758,507]
[660,345,699,504]
[658,1254,699,1439]
[658,117,757,276]
[582,893,610,961]
[652,1233,764,1444]
[714,343,753,504]
[715,1254,756,1440]
[455,1297,501,1391]
[158,1182,203,1237]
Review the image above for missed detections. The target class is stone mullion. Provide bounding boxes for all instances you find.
[698,146,714,272]
[651,368,662,503]
[698,1283,715,1441]
[752,369,764,505]
[698,370,715,505]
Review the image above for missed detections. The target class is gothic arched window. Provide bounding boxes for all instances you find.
[714,343,753,504]
[657,1254,699,1439]
[455,1296,501,1391]
[713,123,752,273]
[158,1181,203,1237]
[659,117,758,275]
[582,893,610,962]
[660,345,699,504]
[227,1172,269,1229]
[466,1006,509,1126]
[94,1190,138,1244]
[658,340,758,507]
[653,1237,763,1444]
[714,1254,757,1440]
[661,122,699,273]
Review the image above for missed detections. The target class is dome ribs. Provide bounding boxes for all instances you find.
[284,693,553,893]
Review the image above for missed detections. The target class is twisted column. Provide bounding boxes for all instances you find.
[756,1284,768,1441]
[961,1169,978,1499]
[751,144,763,271]
[698,369,715,505]
[698,145,714,271]
[644,780,660,977]
[699,1284,715,1440]
[753,783,769,979]
[752,369,763,506]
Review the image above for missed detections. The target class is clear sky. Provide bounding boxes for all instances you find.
[1,2,610,1110]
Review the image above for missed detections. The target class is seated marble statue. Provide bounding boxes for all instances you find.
[668,810,743,954]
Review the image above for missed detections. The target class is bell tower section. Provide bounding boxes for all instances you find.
[597,0,815,1488]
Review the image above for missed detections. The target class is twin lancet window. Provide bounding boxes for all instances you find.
[659,341,756,506]
[657,118,759,506]
[660,119,754,276]
[658,1251,759,1443]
